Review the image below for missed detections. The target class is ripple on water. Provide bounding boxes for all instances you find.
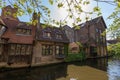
[107,60,120,80]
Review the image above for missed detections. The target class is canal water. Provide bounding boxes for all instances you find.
[0,58,120,80]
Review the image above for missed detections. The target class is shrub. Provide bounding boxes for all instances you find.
[107,42,120,58]
[65,51,86,62]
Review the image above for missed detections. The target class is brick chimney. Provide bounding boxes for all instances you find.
[32,11,40,29]
[1,5,19,20]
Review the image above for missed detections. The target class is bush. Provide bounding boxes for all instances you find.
[107,42,120,58]
[65,51,86,62]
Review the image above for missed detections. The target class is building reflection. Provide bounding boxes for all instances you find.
[85,58,108,71]
[0,63,67,80]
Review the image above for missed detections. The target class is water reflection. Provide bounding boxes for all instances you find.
[0,58,120,80]
[0,64,67,80]
[85,58,108,71]
[107,60,120,80]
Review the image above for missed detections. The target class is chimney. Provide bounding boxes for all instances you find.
[32,11,41,28]
[1,5,19,20]
[32,11,37,24]
[37,12,41,29]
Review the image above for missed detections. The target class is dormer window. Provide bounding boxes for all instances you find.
[56,34,62,39]
[43,32,51,38]
[0,25,6,36]
[16,28,31,35]
[96,28,98,32]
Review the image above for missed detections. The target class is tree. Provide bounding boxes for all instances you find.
[0,0,119,27]
[108,0,120,39]
[0,0,99,26]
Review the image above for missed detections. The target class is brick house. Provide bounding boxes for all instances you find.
[32,26,69,64]
[0,5,69,66]
[62,25,79,53]
[74,16,107,58]
[0,6,36,64]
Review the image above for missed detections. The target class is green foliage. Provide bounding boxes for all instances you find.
[57,3,63,8]
[0,0,117,27]
[117,2,120,7]
[49,0,54,5]
[107,42,120,58]
[93,6,100,12]
[65,52,86,62]
[108,1,120,39]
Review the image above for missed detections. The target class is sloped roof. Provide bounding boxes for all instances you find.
[0,16,6,26]
[36,26,69,43]
[73,16,107,30]
[107,39,119,44]
[1,17,36,44]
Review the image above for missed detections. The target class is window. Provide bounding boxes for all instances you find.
[43,32,51,38]
[16,44,21,55]
[0,25,6,36]
[16,28,31,35]
[56,34,62,39]
[42,44,53,56]
[10,44,16,55]
[21,45,26,55]
[55,45,64,55]
[0,44,3,55]
[26,46,31,55]
[96,28,98,32]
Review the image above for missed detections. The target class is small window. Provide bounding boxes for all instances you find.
[26,46,31,55]
[43,32,51,38]
[42,44,53,56]
[96,28,98,32]
[21,45,26,55]
[10,44,16,55]
[56,34,62,39]
[16,28,31,35]
[55,45,64,55]
[16,44,21,55]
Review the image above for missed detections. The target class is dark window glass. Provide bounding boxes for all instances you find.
[55,45,64,55]
[42,44,53,56]
[16,28,31,35]
[43,32,51,38]
[56,34,62,39]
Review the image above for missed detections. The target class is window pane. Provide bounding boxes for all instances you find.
[10,44,15,55]
[26,46,31,55]
[0,44,2,55]
[16,44,21,55]
[21,45,26,55]
[43,32,51,38]
[55,45,64,55]
[42,45,53,56]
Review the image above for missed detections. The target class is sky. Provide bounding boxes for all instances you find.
[0,0,115,27]
[41,0,115,27]
[0,0,116,39]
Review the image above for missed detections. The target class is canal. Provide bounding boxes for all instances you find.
[0,58,120,80]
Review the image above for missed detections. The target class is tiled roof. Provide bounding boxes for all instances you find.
[73,16,107,29]
[1,17,36,44]
[0,16,6,26]
[36,26,69,43]
[107,39,119,44]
